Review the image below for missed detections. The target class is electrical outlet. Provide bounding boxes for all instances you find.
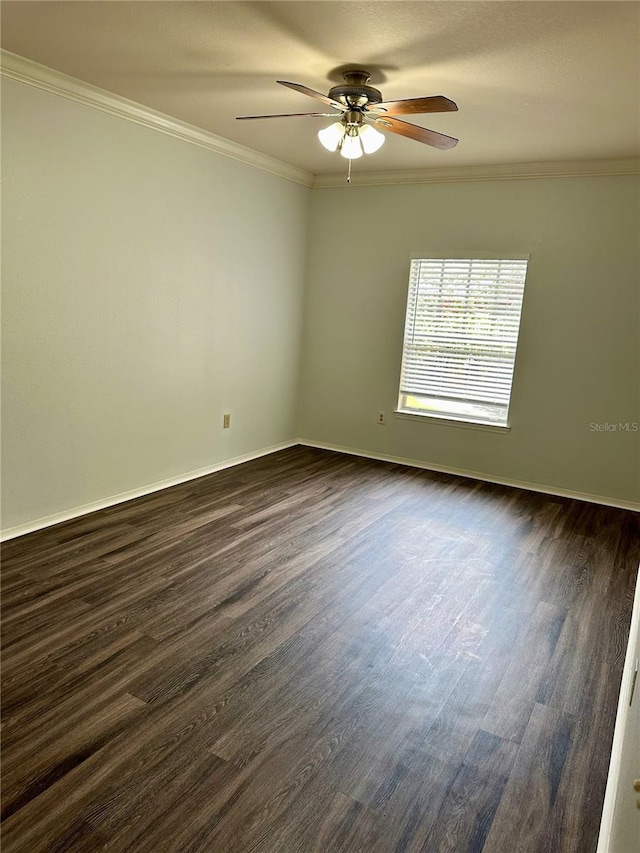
[223,413,231,429]
[377,411,386,425]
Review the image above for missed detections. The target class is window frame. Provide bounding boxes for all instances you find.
[395,253,529,430]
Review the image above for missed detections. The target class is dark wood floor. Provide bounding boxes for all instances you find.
[1,446,638,853]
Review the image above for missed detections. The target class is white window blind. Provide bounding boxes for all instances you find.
[398,257,528,426]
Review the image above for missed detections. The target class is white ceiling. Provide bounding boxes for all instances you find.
[2,1,639,175]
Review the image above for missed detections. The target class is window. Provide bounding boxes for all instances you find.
[397,257,528,427]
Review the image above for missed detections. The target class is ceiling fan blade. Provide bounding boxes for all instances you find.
[368,95,458,115]
[237,112,340,120]
[370,115,458,150]
[277,80,345,111]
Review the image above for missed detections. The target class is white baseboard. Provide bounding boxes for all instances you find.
[596,564,640,852]
[3,438,637,541]
[297,439,640,512]
[0,441,297,541]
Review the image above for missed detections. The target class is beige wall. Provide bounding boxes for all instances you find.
[3,77,638,535]
[298,177,639,504]
[1,78,309,532]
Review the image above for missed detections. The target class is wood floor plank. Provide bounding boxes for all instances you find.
[1,692,148,820]
[422,730,518,853]
[481,702,575,853]
[335,653,468,811]
[251,789,384,853]
[1,628,154,724]
[365,743,461,853]
[482,600,568,742]
[421,606,525,763]
[1,445,638,852]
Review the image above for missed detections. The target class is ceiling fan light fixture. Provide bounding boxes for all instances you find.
[239,71,459,160]
[340,130,363,160]
[317,121,345,152]
[359,123,386,154]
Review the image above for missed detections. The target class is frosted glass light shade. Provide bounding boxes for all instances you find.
[318,122,345,152]
[340,132,363,160]
[359,124,386,154]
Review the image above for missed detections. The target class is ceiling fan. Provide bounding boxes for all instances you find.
[237,69,458,161]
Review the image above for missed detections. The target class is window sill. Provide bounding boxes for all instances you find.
[394,410,511,434]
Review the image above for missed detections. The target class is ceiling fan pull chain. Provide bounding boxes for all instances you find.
[347,157,352,184]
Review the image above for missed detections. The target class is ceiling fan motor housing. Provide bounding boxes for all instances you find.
[328,70,382,109]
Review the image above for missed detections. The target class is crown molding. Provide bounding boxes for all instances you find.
[312,158,640,188]
[3,50,638,191]
[0,50,314,188]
